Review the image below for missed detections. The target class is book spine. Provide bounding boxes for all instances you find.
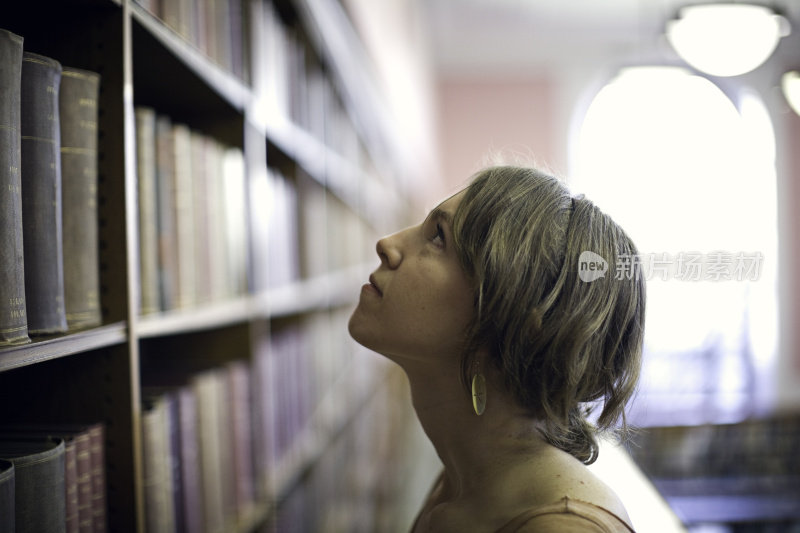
[0,459,14,533]
[176,386,204,533]
[0,29,29,346]
[141,395,176,533]
[0,437,66,533]
[135,107,160,315]
[165,393,183,533]
[59,67,101,330]
[86,424,106,533]
[20,51,67,334]
[192,371,225,532]
[205,138,227,301]
[64,439,79,533]
[154,115,177,311]
[74,433,93,533]
[171,124,196,309]
[190,131,211,305]
[227,361,254,516]
[222,147,247,296]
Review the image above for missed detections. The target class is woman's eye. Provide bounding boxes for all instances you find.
[431,223,445,247]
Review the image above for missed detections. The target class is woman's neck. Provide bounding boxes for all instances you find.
[401,359,549,502]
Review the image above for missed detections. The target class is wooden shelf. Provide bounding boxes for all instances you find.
[265,118,403,230]
[137,297,254,338]
[0,322,127,372]
[255,263,370,319]
[136,263,371,338]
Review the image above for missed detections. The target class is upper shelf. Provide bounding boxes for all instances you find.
[130,1,252,114]
[135,263,371,338]
[0,323,128,373]
[264,117,404,230]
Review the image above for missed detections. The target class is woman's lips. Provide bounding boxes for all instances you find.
[368,274,383,296]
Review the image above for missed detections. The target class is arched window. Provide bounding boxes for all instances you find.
[571,67,778,426]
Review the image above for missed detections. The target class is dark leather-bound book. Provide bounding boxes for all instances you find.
[20,51,67,335]
[0,437,66,533]
[0,28,29,346]
[0,423,106,533]
[0,458,14,533]
[59,67,101,330]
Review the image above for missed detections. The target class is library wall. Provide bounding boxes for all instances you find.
[436,76,560,194]
[0,0,429,531]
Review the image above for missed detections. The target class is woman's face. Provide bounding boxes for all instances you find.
[348,191,475,364]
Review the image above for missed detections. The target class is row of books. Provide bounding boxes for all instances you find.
[251,165,375,294]
[135,107,249,315]
[320,192,374,275]
[628,416,800,526]
[257,309,414,531]
[133,0,247,81]
[254,1,364,164]
[630,415,800,480]
[253,310,356,482]
[270,346,422,532]
[141,362,255,533]
[138,307,372,532]
[0,28,102,347]
[0,423,106,533]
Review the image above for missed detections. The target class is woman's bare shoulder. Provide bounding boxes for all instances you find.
[519,446,632,525]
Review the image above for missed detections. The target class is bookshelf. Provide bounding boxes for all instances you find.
[0,0,419,531]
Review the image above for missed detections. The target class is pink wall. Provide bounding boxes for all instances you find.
[436,77,558,195]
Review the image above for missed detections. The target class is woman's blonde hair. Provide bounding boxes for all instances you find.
[452,166,646,464]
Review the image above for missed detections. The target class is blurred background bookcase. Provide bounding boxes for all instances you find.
[0,0,429,531]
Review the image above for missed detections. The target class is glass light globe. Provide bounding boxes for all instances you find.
[666,3,789,77]
[782,71,800,115]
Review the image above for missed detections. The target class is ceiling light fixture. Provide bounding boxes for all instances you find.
[666,3,790,77]
[782,71,800,115]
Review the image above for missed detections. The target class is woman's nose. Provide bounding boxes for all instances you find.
[376,232,402,269]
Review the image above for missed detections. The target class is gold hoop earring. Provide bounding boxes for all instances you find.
[471,364,486,416]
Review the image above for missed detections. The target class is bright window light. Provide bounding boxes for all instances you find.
[572,66,778,426]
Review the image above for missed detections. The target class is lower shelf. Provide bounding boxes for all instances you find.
[653,477,800,525]
[265,356,391,502]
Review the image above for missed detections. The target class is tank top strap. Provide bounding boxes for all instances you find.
[496,496,636,532]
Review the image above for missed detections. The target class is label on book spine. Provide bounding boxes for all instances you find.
[20,51,67,335]
[0,29,30,346]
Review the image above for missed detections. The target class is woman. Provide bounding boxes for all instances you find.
[348,165,645,532]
